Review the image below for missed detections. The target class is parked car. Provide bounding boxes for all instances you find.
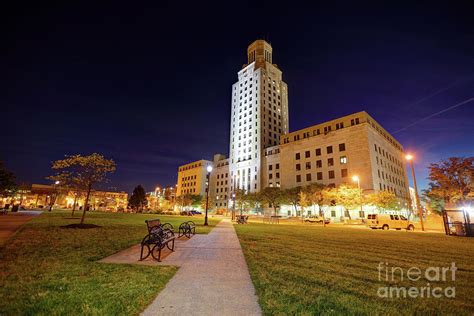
[367,214,415,231]
[191,210,202,215]
[304,215,330,225]
[180,211,193,216]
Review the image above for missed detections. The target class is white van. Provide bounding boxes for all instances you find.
[367,214,415,231]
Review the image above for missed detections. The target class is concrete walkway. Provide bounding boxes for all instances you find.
[141,219,261,316]
[0,212,41,245]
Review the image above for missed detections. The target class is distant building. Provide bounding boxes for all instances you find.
[175,40,411,219]
[1,184,128,212]
[176,159,213,196]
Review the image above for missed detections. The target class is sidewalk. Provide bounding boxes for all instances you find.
[141,219,261,316]
[0,212,41,245]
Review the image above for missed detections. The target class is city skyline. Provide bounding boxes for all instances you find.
[4,2,474,193]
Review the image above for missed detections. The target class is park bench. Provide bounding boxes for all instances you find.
[140,219,176,262]
[237,215,249,224]
[145,218,174,233]
[178,221,196,238]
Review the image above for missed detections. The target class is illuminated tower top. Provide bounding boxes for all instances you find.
[247,40,273,69]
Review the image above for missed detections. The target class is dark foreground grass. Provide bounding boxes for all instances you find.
[0,211,220,315]
[235,223,474,315]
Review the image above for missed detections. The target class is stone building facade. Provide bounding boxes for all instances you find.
[176,40,411,216]
[176,159,213,196]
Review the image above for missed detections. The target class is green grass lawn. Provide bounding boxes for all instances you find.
[235,223,474,315]
[0,210,220,315]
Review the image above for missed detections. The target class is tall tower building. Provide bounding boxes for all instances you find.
[229,40,289,193]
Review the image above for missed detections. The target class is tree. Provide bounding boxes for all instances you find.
[199,194,214,211]
[325,184,362,220]
[234,189,248,215]
[129,185,147,212]
[366,190,399,212]
[48,153,116,224]
[245,192,262,214]
[305,183,327,226]
[282,187,301,216]
[425,157,474,206]
[0,161,16,201]
[298,191,310,218]
[259,187,283,215]
[178,194,193,211]
[422,185,445,215]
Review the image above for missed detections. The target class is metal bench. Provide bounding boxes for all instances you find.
[237,215,249,224]
[145,219,174,233]
[178,221,196,238]
[140,227,175,262]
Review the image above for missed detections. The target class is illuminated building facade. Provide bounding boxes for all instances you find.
[176,40,411,217]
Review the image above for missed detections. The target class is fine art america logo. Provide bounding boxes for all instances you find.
[377,262,457,298]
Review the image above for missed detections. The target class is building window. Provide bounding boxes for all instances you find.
[327,146,333,154]
[305,150,310,158]
[276,172,280,178]
[315,148,321,156]
[328,158,334,167]
[339,143,346,151]
[341,169,348,177]
[329,170,335,179]
[296,175,301,183]
[340,156,347,164]
[306,173,311,181]
[316,160,322,168]
[317,172,323,180]
[295,153,300,160]
[276,163,280,169]
[269,165,273,170]
[305,162,311,170]
[296,163,301,171]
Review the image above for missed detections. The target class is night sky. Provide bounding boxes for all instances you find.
[4,2,474,193]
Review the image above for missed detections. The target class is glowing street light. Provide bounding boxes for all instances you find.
[204,165,213,226]
[405,154,424,231]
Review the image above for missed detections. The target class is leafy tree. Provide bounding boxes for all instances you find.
[234,189,248,215]
[177,194,193,210]
[324,184,362,219]
[305,183,327,226]
[200,194,215,211]
[129,185,147,212]
[282,187,301,216]
[305,183,326,210]
[422,185,445,215]
[259,187,283,215]
[298,191,310,217]
[245,192,262,214]
[0,161,16,200]
[366,190,399,212]
[425,157,474,206]
[48,153,116,224]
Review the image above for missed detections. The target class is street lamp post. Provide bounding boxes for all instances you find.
[232,192,236,221]
[204,165,213,226]
[405,154,425,231]
[352,176,363,218]
[49,180,60,212]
